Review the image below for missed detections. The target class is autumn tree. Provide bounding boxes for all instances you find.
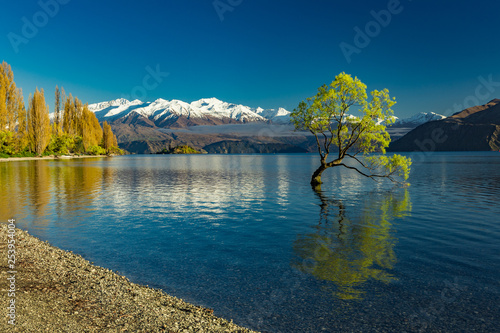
[102,121,114,153]
[112,133,118,148]
[16,101,28,152]
[0,71,6,131]
[28,88,51,155]
[54,85,62,135]
[62,93,76,136]
[0,61,27,152]
[81,103,103,150]
[291,73,411,190]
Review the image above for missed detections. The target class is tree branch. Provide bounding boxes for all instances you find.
[311,129,324,160]
[345,153,369,169]
[338,163,398,183]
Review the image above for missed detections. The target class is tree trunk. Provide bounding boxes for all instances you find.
[310,164,327,191]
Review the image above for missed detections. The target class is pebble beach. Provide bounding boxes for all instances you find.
[0,224,257,332]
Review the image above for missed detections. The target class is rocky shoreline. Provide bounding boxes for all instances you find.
[0,224,257,332]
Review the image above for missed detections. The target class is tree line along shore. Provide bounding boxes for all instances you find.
[0,61,123,158]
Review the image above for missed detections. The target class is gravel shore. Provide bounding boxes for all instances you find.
[0,224,258,332]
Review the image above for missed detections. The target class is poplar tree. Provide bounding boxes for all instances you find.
[28,88,51,155]
[54,85,61,134]
[0,61,27,152]
[63,93,75,135]
[81,103,103,150]
[0,72,6,130]
[74,97,83,136]
[112,133,118,149]
[15,98,28,152]
[102,121,114,153]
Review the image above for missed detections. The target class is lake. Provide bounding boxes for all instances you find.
[1,153,499,332]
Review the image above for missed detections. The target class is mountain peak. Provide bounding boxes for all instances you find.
[111,98,131,105]
[392,112,446,127]
[89,97,291,126]
[198,97,223,103]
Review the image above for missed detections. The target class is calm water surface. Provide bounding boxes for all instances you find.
[1,153,499,332]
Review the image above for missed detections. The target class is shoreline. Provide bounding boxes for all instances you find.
[0,155,114,163]
[0,224,257,332]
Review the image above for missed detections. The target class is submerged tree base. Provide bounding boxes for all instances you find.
[310,166,326,191]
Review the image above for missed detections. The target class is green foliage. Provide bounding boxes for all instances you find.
[72,136,85,154]
[157,145,200,154]
[366,154,412,181]
[87,145,106,155]
[291,72,411,186]
[0,151,37,158]
[47,133,74,155]
[0,131,16,155]
[108,146,125,155]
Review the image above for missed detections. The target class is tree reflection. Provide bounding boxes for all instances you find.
[0,159,110,224]
[292,189,411,300]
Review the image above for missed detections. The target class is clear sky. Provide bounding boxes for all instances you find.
[1,0,499,118]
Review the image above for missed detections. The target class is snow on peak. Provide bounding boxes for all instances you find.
[393,112,446,126]
[89,97,292,124]
[87,96,448,130]
[89,98,128,110]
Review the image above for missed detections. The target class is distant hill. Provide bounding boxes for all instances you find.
[389,99,500,152]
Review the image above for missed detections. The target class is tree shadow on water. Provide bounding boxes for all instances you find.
[292,188,412,300]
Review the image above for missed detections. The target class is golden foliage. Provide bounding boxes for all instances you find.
[0,61,27,152]
[0,62,119,156]
[28,88,51,155]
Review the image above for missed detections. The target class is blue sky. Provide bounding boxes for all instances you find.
[1,0,499,118]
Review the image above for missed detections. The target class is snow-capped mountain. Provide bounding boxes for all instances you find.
[391,112,446,127]
[88,98,291,127]
[87,97,447,130]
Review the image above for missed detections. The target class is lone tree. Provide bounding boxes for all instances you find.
[291,73,411,189]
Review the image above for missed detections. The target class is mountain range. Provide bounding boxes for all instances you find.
[88,98,291,127]
[89,97,445,129]
[85,97,457,154]
[389,99,500,151]
[391,112,446,128]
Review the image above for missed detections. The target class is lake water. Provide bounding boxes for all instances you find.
[1,153,499,332]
